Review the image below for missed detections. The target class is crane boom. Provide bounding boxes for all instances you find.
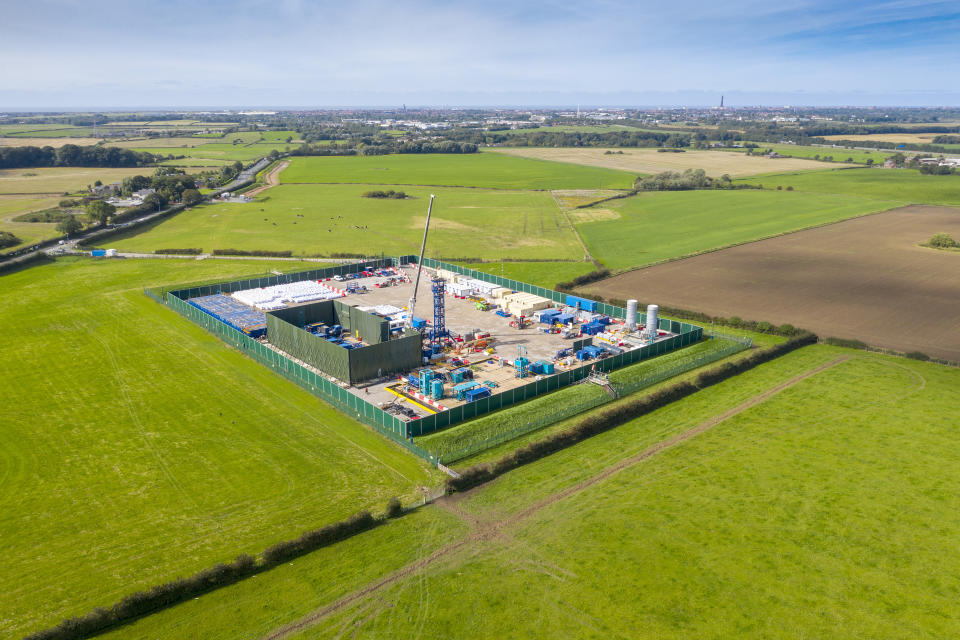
[406,194,435,329]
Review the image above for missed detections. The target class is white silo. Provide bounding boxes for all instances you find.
[643,304,659,340]
[625,299,639,331]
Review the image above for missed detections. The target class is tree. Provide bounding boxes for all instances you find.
[57,217,83,236]
[928,232,958,248]
[182,189,202,206]
[865,158,874,166]
[268,149,280,160]
[86,200,116,225]
[143,192,168,211]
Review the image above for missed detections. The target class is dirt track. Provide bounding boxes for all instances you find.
[584,205,960,361]
[245,160,289,197]
[259,356,850,640]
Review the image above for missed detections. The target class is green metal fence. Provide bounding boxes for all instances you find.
[148,284,438,465]
[433,338,750,464]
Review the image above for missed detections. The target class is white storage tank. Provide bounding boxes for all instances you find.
[625,299,638,331]
[643,304,659,340]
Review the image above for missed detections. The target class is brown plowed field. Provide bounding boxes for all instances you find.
[583,205,960,361]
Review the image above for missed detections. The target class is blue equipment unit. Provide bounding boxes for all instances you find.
[581,323,603,336]
[542,361,555,374]
[575,349,590,361]
[598,317,612,325]
[495,310,510,318]
[465,387,491,402]
[583,345,605,358]
[431,379,444,400]
[419,368,433,391]
[91,249,107,257]
[538,309,561,323]
[565,295,598,313]
[411,317,427,329]
[554,313,575,324]
[453,380,480,400]
[529,361,544,374]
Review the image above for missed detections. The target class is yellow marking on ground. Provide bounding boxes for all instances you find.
[386,386,438,414]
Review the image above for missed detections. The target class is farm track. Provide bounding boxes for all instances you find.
[245,160,289,197]
[258,355,850,639]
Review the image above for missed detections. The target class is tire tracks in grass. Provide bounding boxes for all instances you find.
[258,355,851,640]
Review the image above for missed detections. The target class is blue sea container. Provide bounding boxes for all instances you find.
[91,249,107,257]
[565,295,598,312]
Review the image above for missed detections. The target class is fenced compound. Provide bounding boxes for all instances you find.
[146,256,710,466]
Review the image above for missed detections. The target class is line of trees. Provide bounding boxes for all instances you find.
[0,145,157,169]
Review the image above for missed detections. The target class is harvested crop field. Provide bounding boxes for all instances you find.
[821,132,945,144]
[491,147,854,178]
[583,205,960,361]
[0,137,103,147]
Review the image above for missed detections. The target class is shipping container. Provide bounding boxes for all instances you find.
[565,295,598,312]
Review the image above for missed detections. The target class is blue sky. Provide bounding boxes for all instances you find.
[2,0,959,108]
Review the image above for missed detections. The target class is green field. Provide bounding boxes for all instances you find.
[105,184,583,260]
[1,257,437,638]
[456,260,596,288]
[129,141,293,162]
[94,345,960,639]
[728,143,887,164]
[0,166,149,195]
[0,196,62,250]
[737,167,960,205]
[578,188,900,270]
[279,152,638,190]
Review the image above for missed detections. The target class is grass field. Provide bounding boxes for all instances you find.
[455,261,596,288]
[105,184,583,260]
[1,257,437,638]
[96,345,960,639]
[737,167,960,205]
[491,147,851,178]
[0,166,148,195]
[731,143,886,164]
[0,196,63,250]
[577,188,899,270]
[278,152,638,190]
[414,384,609,460]
[129,141,293,162]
